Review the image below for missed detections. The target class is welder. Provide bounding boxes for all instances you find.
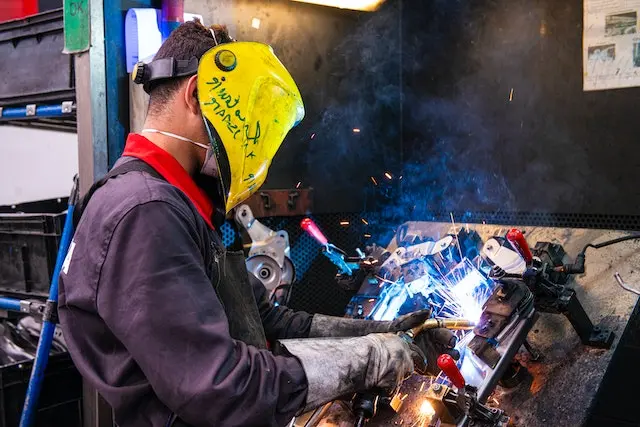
[58,22,457,427]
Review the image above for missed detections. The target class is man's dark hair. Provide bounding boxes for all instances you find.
[147,21,233,116]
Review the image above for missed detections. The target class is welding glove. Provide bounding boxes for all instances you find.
[413,328,459,375]
[276,333,426,413]
[308,309,432,338]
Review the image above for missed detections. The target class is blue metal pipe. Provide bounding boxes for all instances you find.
[0,297,21,312]
[19,177,78,427]
[0,104,73,120]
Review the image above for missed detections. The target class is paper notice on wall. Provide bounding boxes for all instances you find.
[584,0,640,90]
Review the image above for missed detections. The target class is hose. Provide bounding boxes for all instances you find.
[559,234,640,274]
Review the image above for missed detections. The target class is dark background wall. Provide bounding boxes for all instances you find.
[400,0,640,219]
[192,0,640,222]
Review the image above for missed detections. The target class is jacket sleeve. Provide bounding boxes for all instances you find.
[249,273,313,341]
[96,201,307,427]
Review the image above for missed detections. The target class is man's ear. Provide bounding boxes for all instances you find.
[184,74,200,116]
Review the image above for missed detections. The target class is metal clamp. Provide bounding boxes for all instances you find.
[19,300,46,316]
[43,300,59,324]
[26,104,36,116]
[287,191,299,210]
[61,101,74,114]
[614,272,640,295]
[260,192,272,210]
[19,300,32,314]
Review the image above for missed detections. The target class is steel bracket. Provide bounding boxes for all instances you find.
[287,191,299,210]
[61,101,74,113]
[259,192,272,210]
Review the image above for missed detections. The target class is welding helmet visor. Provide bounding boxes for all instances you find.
[197,42,305,213]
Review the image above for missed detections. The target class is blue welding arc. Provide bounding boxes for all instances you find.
[0,103,74,120]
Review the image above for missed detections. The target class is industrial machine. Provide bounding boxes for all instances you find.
[235,204,296,304]
[297,219,616,427]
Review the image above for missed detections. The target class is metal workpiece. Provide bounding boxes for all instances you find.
[300,223,640,427]
[235,204,295,302]
[429,383,510,427]
[235,204,291,268]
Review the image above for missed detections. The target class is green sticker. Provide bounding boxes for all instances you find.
[63,0,90,54]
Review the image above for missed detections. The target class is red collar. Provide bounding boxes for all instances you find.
[122,133,215,229]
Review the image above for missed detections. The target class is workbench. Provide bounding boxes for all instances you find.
[294,223,640,427]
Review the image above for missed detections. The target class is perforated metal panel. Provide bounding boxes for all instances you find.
[223,214,364,315]
[398,211,640,231]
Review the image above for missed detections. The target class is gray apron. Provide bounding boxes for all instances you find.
[208,242,268,349]
[169,237,268,427]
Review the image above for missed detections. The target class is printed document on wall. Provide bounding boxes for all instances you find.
[584,0,640,90]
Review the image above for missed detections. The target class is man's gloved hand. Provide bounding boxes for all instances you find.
[308,309,432,338]
[307,308,459,375]
[276,333,426,413]
[411,328,459,375]
[388,309,432,332]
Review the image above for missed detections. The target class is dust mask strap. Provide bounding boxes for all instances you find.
[210,28,219,46]
[141,128,209,150]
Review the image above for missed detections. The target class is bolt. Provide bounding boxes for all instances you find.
[432,383,442,392]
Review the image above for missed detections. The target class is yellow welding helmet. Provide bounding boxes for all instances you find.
[197,42,305,213]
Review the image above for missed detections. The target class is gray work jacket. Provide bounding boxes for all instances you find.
[58,157,312,427]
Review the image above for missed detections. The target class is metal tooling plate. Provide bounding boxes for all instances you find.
[294,223,640,427]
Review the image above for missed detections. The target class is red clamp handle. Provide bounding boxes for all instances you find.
[437,354,465,389]
[506,228,533,264]
[301,218,329,246]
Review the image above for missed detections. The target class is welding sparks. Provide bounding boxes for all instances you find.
[420,381,426,392]
[370,176,378,186]
[352,128,361,133]
[419,400,435,416]
[509,88,514,102]
[310,133,316,139]
[400,393,409,401]
[361,218,369,225]
[409,400,436,427]
[296,181,302,189]
[364,233,372,238]
[340,220,350,226]
[384,172,393,180]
